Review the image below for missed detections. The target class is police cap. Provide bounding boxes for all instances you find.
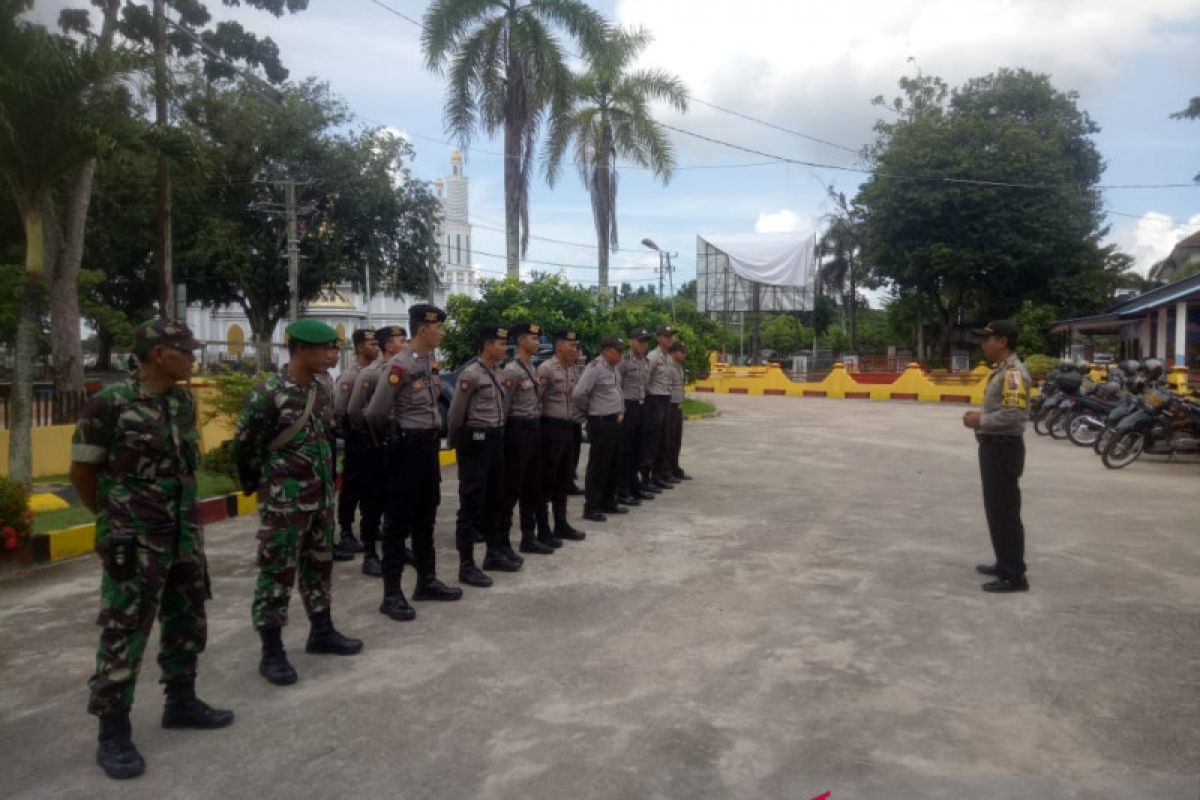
[971,320,1019,344]
[351,327,377,346]
[477,324,509,345]
[408,304,446,331]
[509,322,542,340]
[600,335,625,351]
[656,325,676,338]
[552,328,579,343]
[629,327,652,341]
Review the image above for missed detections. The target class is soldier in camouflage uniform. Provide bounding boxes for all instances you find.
[234,319,364,687]
[70,318,234,781]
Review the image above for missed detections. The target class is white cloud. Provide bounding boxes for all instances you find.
[1119,211,1200,272]
[755,209,809,233]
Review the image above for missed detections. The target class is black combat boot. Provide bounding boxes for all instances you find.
[305,610,364,655]
[519,515,554,555]
[482,546,522,573]
[459,561,494,587]
[379,574,416,621]
[259,627,298,686]
[332,533,356,562]
[97,711,144,780]
[412,574,464,602]
[161,680,235,729]
[338,528,364,553]
[361,548,382,577]
[535,506,562,549]
[553,499,587,541]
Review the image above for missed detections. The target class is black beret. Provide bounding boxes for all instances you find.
[408,304,446,327]
[351,327,376,346]
[477,324,509,342]
[552,329,579,342]
[509,322,542,340]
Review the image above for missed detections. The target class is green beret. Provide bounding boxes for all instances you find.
[286,319,339,344]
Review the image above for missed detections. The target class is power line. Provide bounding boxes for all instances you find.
[363,0,422,27]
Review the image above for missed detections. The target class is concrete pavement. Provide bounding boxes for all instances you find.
[1,394,1197,799]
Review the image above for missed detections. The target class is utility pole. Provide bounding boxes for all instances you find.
[153,0,173,318]
[363,263,372,327]
[286,177,299,322]
[665,251,677,321]
[657,250,665,297]
[426,206,438,303]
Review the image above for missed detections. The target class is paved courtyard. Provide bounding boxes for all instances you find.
[1,394,1197,799]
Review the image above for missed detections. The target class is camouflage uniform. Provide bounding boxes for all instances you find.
[73,377,207,717]
[233,372,337,630]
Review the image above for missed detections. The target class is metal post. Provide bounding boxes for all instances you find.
[363,263,372,327]
[657,251,664,297]
[153,0,173,318]
[426,206,437,303]
[665,251,676,320]
[286,178,299,322]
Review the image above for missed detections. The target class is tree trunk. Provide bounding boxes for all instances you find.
[96,328,114,371]
[9,201,51,485]
[249,309,277,373]
[592,153,612,302]
[50,160,96,398]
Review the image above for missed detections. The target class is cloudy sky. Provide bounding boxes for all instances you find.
[31,0,1200,297]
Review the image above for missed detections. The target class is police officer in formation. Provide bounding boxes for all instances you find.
[663,341,693,482]
[71,319,233,781]
[365,305,463,621]
[616,327,655,506]
[573,335,629,522]
[538,330,589,543]
[447,324,522,587]
[642,325,680,490]
[233,319,364,687]
[347,324,407,577]
[333,327,378,560]
[501,323,555,555]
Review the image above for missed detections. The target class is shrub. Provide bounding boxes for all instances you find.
[1023,354,1057,379]
[198,370,271,431]
[0,477,33,554]
[200,441,238,481]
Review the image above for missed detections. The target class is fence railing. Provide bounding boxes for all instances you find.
[0,388,91,429]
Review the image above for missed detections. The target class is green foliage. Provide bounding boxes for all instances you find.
[200,441,237,482]
[0,476,32,553]
[759,314,812,355]
[443,274,723,379]
[856,68,1125,355]
[199,370,271,432]
[1013,300,1058,358]
[681,398,715,417]
[1172,95,1200,182]
[1023,354,1057,378]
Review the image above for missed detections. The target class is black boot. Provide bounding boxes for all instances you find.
[379,574,416,621]
[482,547,522,573]
[459,561,494,587]
[361,549,382,577]
[553,500,587,541]
[338,528,364,553]
[258,627,297,686]
[97,711,145,780]
[161,680,235,729]
[305,610,364,656]
[499,543,525,568]
[519,517,554,555]
[412,575,464,602]
[535,505,562,549]
[332,534,356,562]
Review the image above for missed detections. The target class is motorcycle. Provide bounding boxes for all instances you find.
[1101,385,1200,469]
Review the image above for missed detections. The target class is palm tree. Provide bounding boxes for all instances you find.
[422,0,608,278]
[544,27,687,298]
[818,192,869,349]
[0,6,127,482]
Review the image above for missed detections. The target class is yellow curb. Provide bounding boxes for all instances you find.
[235,492,258,516]
[439,449,457,467]
[48,523,96,562]
[29,493,70,512]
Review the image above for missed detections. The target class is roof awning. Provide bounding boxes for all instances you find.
[1112,284,1200,316]
[1049,314,1127,334]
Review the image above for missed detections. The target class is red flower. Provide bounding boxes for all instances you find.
[4,537,18,550]
[2,526,14,537]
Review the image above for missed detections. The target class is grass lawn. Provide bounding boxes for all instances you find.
[682,398,717,417]
[30,470,239,534]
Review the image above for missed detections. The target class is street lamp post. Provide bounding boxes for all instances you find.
[641,238,676,321]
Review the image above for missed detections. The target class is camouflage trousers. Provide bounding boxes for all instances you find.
[251,507,334,630]
[87,525,210,717]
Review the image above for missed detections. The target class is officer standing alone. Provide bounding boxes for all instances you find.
[962,320,1032,593]
[71,319,234,780]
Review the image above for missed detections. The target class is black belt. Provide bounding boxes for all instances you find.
[625,399,645,407]
[976,433,1022,441]
[506,416,540,429]
[541,416,575,429]
[466,425,504,435]
[589,413,619,422]
[398,428,439,439]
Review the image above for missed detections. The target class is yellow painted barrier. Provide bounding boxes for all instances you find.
[690,360,991,404]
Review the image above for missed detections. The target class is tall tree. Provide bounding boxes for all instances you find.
[0,2,135,481]
[544,26,687,299]
[422,0,608,278]
[818,191,875,350]
[855,69,1117,358]
[175,78,441,371]
[1171,96,1199,182]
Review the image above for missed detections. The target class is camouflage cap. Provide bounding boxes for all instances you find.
[134,318,200,358]
[285,318,339,345]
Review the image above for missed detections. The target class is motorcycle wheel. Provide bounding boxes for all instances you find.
[1067,414,1102,447]
[1102,430,1145,469]
[1049,408,1072,440]
[1032,409,1053,436]
[1093,426,1114,455]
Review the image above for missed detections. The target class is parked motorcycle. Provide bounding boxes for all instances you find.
[1101,382,1200,469]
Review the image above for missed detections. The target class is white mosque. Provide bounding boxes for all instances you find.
[185,152,482,360]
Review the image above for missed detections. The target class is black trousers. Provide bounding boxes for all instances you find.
[618,400,645,495]
[642,394,672,477]
[978,436,1027,579]
[503,420,541,538]
[572,421,583,480]
[664,402,683,475]
[337,430,368,532]
[382,428,441,580]
[357,442,385,549]
[455,427,506,564]
[540,419,576,503]
[585,414,621,514]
